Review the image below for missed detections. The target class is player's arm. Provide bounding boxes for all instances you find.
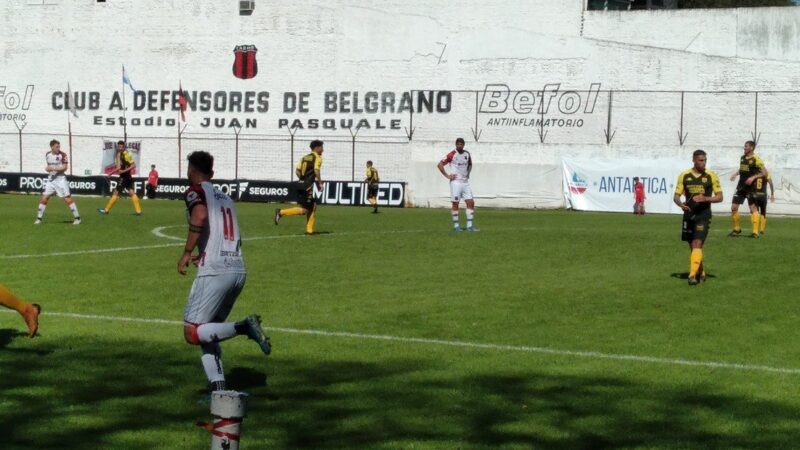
[673,174,691,211]
[467,155,473,178]
[438,151,455,180]
[745,158,766,185]
[314,155,323,189]
[768,175,775,202]
[178,204,207,275]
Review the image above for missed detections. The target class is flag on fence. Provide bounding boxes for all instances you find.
[122,65,137,92]
[178,82,187,122]
[66,83,78,118]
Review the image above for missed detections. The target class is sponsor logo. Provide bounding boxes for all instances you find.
[247,186,289,197]
[567,172,588,194]
[0,85,34,121]
[156,184,190,194]
[0,178,7,187]
[69,181,96,190]
[232,45,258,80]
[313,181,405,207]
[20,176,48,189]
[598,176,668,194]
[480,83,600,129]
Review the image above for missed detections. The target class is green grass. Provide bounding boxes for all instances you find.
[1,193,800,449]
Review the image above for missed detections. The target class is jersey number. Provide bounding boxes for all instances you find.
[756,179,763,190]
[220,207,235,241]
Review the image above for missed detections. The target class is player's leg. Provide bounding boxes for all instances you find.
[0,284,40,337]
[463,183,477,231]
[57,178,81,224]
[748,199,760,238]
[450,182,462,231]
[127,188,142,215]
[759,200,767,235]
[369,186,378,213]
[305,202,317,235]
[100,189,120,214]
[688,239,704,285]
[278,188,310,222]
[35,192,51,224]
[729,194,743,236]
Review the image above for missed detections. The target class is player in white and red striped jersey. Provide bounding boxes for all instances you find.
[437,137,478,232]
[34,139,80,225]
[178,151,271,393]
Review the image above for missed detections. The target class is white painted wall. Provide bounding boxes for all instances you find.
[2,1,800,212]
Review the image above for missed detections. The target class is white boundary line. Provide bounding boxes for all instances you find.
[3,309,799,375]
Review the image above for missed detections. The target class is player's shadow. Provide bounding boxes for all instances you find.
[0,328,51,355]
[670,272,717,280]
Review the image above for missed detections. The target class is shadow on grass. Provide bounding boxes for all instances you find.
[2,335,799,449]
[670,272,717,280]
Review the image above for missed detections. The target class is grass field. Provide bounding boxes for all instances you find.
[1,193,800,449]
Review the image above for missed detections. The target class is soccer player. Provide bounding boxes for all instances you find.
[178,151,271,392]
[674,149,723,285]
[749,170,774,235]
[728,140,766,238]
[633,176,645,215]
[35,139,81,225]
[438,137,477,232]
[146,164,159,199]
[365,160,380,214]
[98,140,142,216]
[0,284,40,337]
[274,140,324,235]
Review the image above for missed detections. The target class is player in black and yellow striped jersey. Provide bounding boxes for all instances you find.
[674,150,723,285]
[365,160,380,214]
[98,140,142,216]
[728,140,766,238]
[749,170,774,235]
[274,140,323,234]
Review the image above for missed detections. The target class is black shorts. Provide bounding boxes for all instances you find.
[750,195,767,215]
[296,185,316,210]
[115,175,133,193]
[732,184,752,205]
[367,184,378,198]
[682,212,711,242]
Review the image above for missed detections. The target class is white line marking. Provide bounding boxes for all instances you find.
[3,309,799,375]
[0,242,182,259]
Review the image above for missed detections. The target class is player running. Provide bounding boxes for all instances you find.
[728,140,766,238]
[274,140,324,235]
[365,160,380,214]
[633,177,645,215]
[438,137,478,232]
[98,140,142,216]
[674,149,723,285]
[34,139,81,225]
[0,284,40,337]
[178,151,271,392]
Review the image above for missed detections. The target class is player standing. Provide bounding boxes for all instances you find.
[34,139,81,225]
[146,164,159,199]
[438,137,477,232]
[750,170,774,236]
[98,140,142,216]
[178,151,271,392]
[274,140,324,235]
[728,140,766,238]
[633,177,645,215]
[365,160,380,214]
[0,284,40,337]
[673,150,723,285]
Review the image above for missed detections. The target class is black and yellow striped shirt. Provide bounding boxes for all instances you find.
[675,169,722,214]
[296,152,323,187]
[365,167,379,186]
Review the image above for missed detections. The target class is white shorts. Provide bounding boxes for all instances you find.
[184,272,247,324]
[450,180,473,202]
[43,176,71,198]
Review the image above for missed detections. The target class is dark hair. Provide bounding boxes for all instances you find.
[366,160,373,165]
[49,139,60,147]
[151,164,156,168]
[745,140,756,148]
[693,149,707,158]
[188,151,214,176]
[310,140,323,150]
[455,137,465,145]
[633,177,639,182]
[117,140,125,147]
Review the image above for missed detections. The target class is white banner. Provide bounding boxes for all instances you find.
[563,157,698,214]
[101,140,141,176]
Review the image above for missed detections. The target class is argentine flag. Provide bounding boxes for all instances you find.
[122,65,137,92]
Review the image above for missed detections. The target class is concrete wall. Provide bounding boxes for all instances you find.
[2,1,800,211]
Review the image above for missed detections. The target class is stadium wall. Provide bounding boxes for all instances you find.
[1,1,800,213]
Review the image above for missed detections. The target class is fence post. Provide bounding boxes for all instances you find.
[177,123,187,177]
[13,119,25,173]
[288,128,296,181]
[348,127,359,181]
[233,126,241,180]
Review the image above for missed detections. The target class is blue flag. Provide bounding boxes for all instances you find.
[122,65,137,92]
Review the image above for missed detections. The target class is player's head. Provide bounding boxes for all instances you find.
[116,140,125,152]
[310,140,324,155]
[744,140,756,155]
[49,139,60,151]
[455,137,465,152]
[151,164,156,169]
[692,149,707,172]
[187,151,214,182]
[633,177,639,183]
[366,160,373,167]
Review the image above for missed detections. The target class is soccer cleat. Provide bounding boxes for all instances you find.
[750,233,760,239]
[727,229,741,237]
[466,226,480,232]
[73,218,81,225]
[34,219,42,225]
[452,227,463,233]
[135,212,142,217]
[23,303,40,337]
[687,277,700,286]
[274,209,281,225]
[97,208,107,215]
[242,314,271,355]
